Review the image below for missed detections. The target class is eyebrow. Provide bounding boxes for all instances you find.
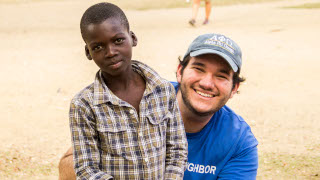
[89,42,102,47]
[192,61,231,75]
[191,62,205,67]
[219,69,231,75]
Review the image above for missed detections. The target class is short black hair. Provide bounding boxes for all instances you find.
[178,55,246,91]
[80,2,130,41]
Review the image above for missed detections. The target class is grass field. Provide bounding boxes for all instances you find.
[0,148,56,179]
[259,152,320,179]
[1,149,319,179]
[286,2,320,9]
[0,0,284,9]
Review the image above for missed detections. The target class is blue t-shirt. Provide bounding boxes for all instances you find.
[171,82,258,180]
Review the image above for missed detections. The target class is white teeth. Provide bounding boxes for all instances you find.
[196,90,214,97]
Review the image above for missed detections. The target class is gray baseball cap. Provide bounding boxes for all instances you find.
[183,33,242,72]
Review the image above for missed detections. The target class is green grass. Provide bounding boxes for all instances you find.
[106,0,283,10]
[0,0,285,10]
[0,149,57,179]
[1,148,319,179]
[258,151,320,179]
[285,2,320,9]
[0,0,64,3]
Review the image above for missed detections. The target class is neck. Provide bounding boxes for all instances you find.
[177,91,213,133]
[102,66,136,91]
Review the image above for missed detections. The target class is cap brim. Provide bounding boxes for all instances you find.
[190,49,238,72]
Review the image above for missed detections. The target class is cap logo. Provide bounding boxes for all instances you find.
[204,35,235,55]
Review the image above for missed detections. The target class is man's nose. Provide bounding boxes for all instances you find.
[199,74,214,90]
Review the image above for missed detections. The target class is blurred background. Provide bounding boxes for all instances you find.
[0,0,319,179]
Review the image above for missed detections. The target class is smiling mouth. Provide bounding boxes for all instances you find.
[195,90,215,98]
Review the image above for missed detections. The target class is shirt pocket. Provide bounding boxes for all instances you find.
[96,120,134,161]
[146,111,172,150]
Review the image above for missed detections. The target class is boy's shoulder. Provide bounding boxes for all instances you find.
[132,60,173,90]
[71,81,95,107]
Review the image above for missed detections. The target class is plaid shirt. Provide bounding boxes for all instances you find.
[70,61,188,180]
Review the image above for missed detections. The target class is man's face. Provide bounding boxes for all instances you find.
[84,17,137,77]
[177,54,239,117]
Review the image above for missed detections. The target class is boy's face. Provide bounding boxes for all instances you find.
[84,17,137,77]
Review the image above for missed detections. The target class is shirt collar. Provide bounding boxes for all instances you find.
[92,60,164,106]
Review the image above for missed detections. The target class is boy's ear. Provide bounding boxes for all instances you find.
[130,31,138,47]
[85,45,92,60]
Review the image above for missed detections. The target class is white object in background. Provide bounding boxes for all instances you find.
[186,0,190,2]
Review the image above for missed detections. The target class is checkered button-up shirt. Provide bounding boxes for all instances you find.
[70,61,188,180]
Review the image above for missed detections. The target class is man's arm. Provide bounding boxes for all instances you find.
[164,84,188,179]
[218,125,258,180]
[70,99,113,179]
[218,147,258,179]
[58,147,76,180]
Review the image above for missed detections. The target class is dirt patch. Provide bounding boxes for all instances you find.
[1,0,319,178]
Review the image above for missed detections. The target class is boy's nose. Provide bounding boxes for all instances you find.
[105,45,117,57]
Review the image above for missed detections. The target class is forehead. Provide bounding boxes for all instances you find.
[84,18,127,41]
[190,54,233,73]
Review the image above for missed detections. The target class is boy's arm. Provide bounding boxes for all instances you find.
[70,99,113,180]
[164,84,188,180]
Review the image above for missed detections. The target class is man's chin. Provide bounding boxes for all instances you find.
[191,108,216,117]
[181,90,218,116]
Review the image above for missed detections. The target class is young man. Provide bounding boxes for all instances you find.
[59,33,258,179]
[66,2,187,179]
[176,33,258,179]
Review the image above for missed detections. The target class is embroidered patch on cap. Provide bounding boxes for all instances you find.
[204,35,235,55]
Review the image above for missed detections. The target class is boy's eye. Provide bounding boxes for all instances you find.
[115,38,124,44]
[93,45,103,51]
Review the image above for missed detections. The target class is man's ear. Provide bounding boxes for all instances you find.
[85,45,92,60]
[229,82,240,99]
[176,64,183,84]
[130,31,138,47]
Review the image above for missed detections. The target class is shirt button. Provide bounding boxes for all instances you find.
[129,109,135,115]
[144,158,149,163]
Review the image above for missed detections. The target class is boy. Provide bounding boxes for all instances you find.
[69,2,188,179]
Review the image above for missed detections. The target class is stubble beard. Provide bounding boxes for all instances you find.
[180,83,218,117]
[179,80,234,118]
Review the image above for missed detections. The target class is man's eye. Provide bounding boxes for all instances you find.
[194,67,204,72]
[115,38,124,44]
[218,75,228,79]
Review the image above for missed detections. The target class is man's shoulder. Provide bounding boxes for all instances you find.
[218,106,247,124]
[170,81,179,93]
[214,106,252,133]
[213,106,258,145]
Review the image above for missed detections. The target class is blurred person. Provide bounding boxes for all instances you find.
[59,33,258,179]
[63,2,188,179]
[189,0,212,26]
